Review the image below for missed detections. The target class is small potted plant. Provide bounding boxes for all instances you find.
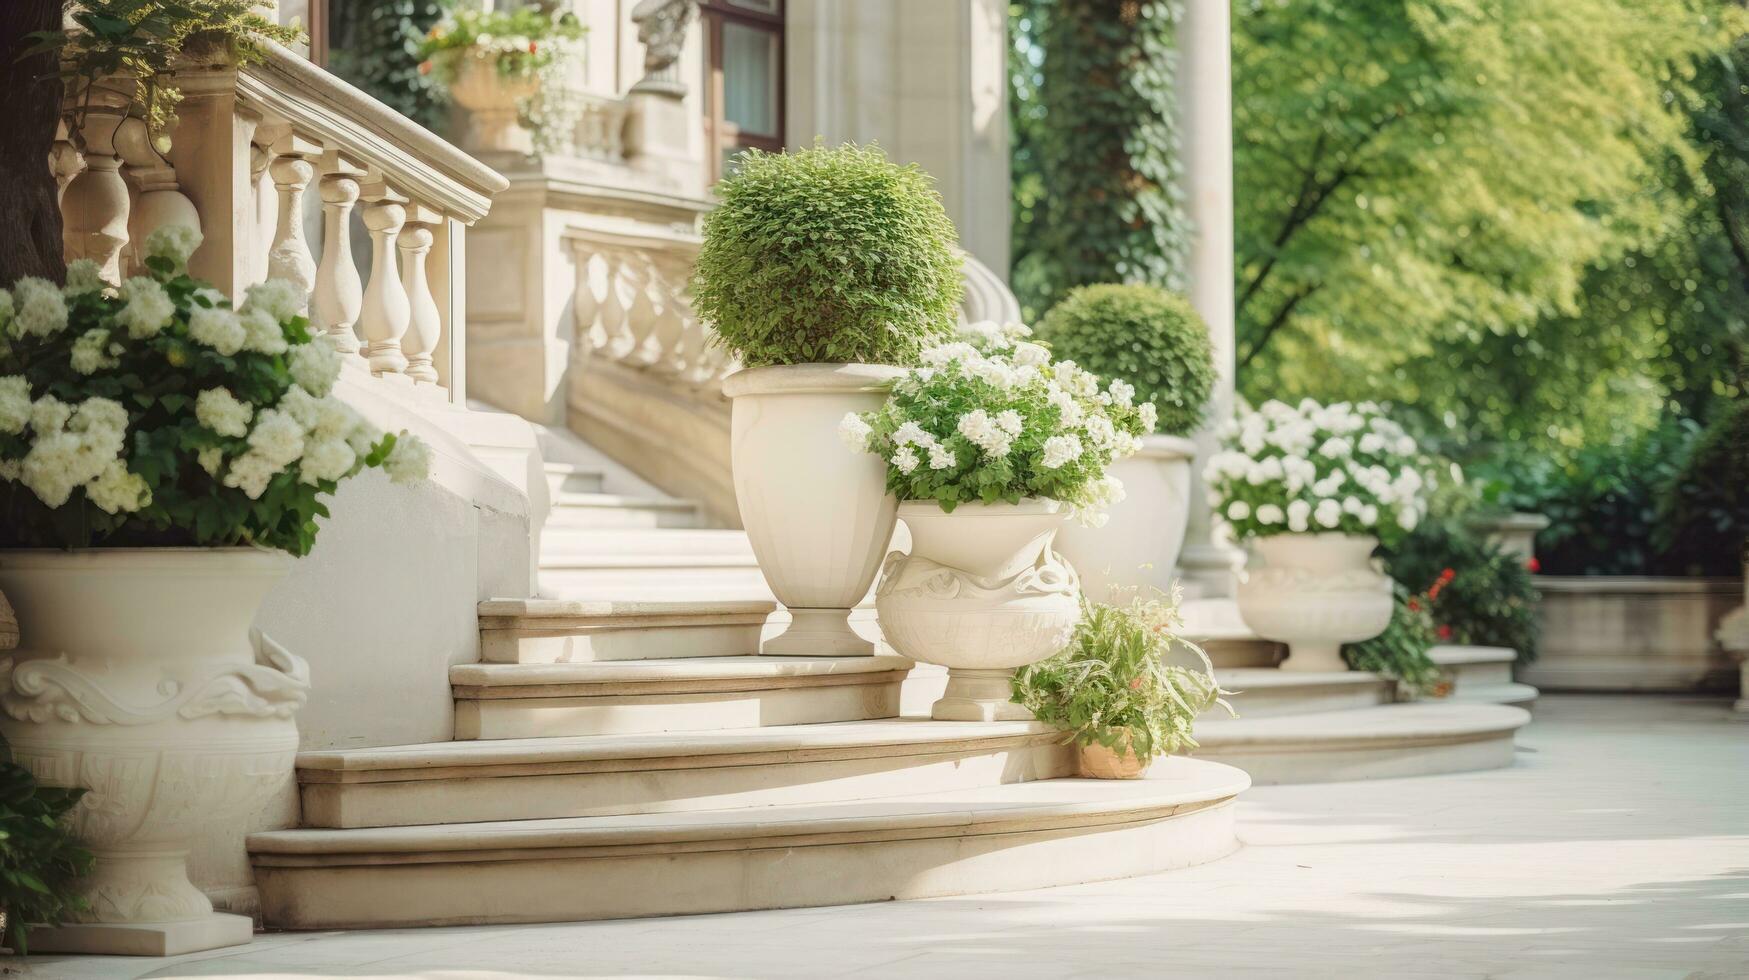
[417,1,588,156]
[0,228,429,955]
[850,321,1151,719]
[696,143,962,656]
[1035,283,1215,600]
[1206,399,1428,672]
[1013,591,1230,778]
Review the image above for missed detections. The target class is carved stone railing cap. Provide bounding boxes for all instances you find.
[236,43,509,223]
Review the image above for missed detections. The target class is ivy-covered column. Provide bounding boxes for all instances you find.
[1174,0,1243,596]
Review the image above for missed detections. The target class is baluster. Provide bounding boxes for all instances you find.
[61,112,131,283]
[249,138,275,285]
[314,152,366,353]
[49,122,85,204]
[625,256,662,367]
[114,117,200,278]
[399,205,442,383]
[358,180,411,375]
[647,253,690,376]
[569,242,605,352]
[266,136,319,307]
[600,250,635,360]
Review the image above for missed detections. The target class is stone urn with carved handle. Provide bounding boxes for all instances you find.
[876,499,1083,720]
[1235,532,1394,672]
[0,548,308,957]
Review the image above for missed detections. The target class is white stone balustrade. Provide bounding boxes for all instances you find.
[49,43,505,403]
[566,233,734,392]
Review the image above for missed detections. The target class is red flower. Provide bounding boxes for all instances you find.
[1129,676,1144,690]
[1406,598,1422,613]
[419,60,433,75]
[1527,557,1541,573]
[528,41,539,54]
[1437,624,1453,640]
[1439,568,1456,583]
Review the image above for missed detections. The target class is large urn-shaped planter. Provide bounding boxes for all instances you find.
[724,363,904,656]
[876,499,1082,720]
[448,54,540,157]
[1054,434,1197,603]
[0,549,309,957]
[1235,533,1393,672]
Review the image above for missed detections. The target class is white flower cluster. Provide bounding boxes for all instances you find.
[213,377,428,499]
[0,378,148,514]
[1206,398,1427,540]
[849,319,1152,521]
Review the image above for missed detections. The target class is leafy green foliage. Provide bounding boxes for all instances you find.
[1470,420,1701,575]
[1655,398,1749,575]
[1035,283,1214,436]
[1012,0,1190,317]
[32,1,305,148]
[1226,0,1728,453]
[415,2,583,78]
[851,322,1151,516]
[1383,517,1540,663]
[1012,594,1229,758]
[1343,584,1446,698]
[692,144,963,368]
[326,0,447,131]
[0,750,92,955]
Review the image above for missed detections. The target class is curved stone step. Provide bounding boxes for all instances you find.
[546,492,703,529]
[479,598,776,664]
[1191,702,1530,785]
[1430,644,1518,688]
[451,655,913,738]
[250,758,1250,930]
[1442,682,1540,710]
[294,719,1077,829]
[543,461,605,495]
[1213,669,1394,718]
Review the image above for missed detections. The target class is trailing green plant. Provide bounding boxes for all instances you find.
[1343,583,1446,699]
[0,227,431,555]
[30,1,305,150]
[1382,516,1540,664]
[414,0,587,154]
[692,143,964,368]
[1013,0,1190,316]
[1012,591,1229,759]
[844,320,1152,520]
[1655,398,1749,576]
[0,748,92,954]
[326,0,447,131]
[1035,283,1214,437]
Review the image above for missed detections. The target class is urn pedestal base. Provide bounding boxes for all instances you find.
[1276,641,1347,673]
[28,912,253,957]
[931,668,1034,722]
[763,608,875,657]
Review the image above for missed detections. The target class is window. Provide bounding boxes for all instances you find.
[701,0,785,182]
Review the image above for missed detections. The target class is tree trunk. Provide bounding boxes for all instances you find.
[0,0,67,285]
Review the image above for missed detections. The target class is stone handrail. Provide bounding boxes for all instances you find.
[57,42,509,403]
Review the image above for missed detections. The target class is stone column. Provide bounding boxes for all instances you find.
[1174,0,1244,597]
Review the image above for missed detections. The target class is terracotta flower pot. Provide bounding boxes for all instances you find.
[1235,532,1393,672]
[876,498,1081,720]
[1077,741,1150,779]
[724,363,903,656]
[0,548,309,956]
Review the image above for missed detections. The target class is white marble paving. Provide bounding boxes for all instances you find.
[19,694,1748,979]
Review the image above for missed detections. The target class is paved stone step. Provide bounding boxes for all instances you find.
[1440,682,1540,710]
[1430,644,1518,688]
[250,758,1249,930]
[451,655,913,739]
[1213,669,1394,718]
[478,598,776,664]
[538,554,773,599]
[1192,702,1531,785]
[542,461,605,495]
[292,719,1077,829]
[540,527,755,560]
[545,492,703,529]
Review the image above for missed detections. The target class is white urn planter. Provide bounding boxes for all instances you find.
[1054,434,1197,603]
[875,499,1082,720]
[448,54,540,156]
[724,363,904,656]
[1235,533,1393,672]
[0,549,309,957]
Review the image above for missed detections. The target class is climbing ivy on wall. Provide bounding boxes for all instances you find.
[326,0,447,131]
[1010,0,1192,320]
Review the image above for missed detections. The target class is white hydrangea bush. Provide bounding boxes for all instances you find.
[843,320,1153,523]
[1205,398,1429,544]
[0,226,430,555]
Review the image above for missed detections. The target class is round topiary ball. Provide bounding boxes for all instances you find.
[1036,283,1216,437]
[692,143,964,368]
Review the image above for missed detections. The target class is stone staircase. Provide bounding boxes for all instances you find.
[244,429,1533,930]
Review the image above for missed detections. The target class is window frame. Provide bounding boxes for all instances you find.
[700,0,786,183]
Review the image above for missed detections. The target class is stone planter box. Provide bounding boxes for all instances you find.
[1524,576,1744,693]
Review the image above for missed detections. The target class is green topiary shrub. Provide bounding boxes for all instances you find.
[692,144,964,368]
[1034,283,1215,436]
[1655,398,1749,576]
